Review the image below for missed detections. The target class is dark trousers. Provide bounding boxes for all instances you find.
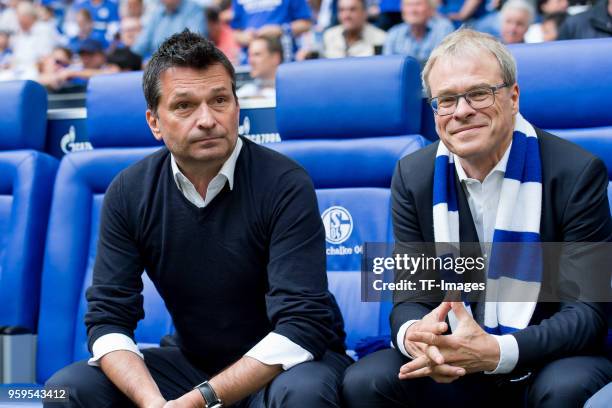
[342,348,612,408]
[44,346,352,407]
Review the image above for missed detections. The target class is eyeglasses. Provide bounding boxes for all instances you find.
[429,83,509,116]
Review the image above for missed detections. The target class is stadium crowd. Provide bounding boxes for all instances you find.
[0,0,609,94]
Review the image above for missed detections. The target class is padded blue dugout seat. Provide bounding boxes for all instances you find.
[0,80,58,385]
[0,81,58,383]
[272,56,429,354]
[0,80,57,333]
[509,38,612,207]
[34,72,170,385]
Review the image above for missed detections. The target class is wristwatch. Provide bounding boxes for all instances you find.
[193,381,223,408]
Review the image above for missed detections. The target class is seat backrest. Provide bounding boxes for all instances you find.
[554,133,612,213]
[509,38,612,211]
[276,55,423,140]
[510,38,612,136]
[271,137,424,352]
[0,80,58,332]
[36,72,170,383]
[272,56,428,352]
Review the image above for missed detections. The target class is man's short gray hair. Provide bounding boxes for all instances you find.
[501,0,536,25]
[402,0,438,10]
[421,29,517,97]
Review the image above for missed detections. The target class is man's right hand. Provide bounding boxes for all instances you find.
[99,350,167,408]
[403,302,451,358]
[400,302,466,383]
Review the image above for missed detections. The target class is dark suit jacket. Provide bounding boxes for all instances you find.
[390,128,612,373]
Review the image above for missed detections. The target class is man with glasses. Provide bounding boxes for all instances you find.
[343,29,612,407]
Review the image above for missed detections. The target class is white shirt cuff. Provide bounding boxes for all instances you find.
[87,333,144,367]
[484,334,519,374]
[395,320,419,359]
[244,332,313,370]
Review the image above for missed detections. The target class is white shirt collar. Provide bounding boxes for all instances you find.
[170,137,243,193]
[454,141,512,183]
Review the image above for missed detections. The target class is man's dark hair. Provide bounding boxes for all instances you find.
[252,34,283,63]
[205,6,220,23]
[108,47,142,71]
[143,30,236,114]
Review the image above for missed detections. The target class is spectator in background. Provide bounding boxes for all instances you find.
[383,0,454,66]
[37,4,58,32]
[76,37,107,69]
[500,0,534,43]
[558,0,612,39]
[231,0,312,61]
[525,0,568,42]
[116,15,141,48]
[73,0,120,41]
[69,9,108,54]
[206,6,239,64]
[323,0,386,58]
[38,40,124,89]
[0,0,19,34]
[106,46,142,70]
[131,0,206,58]
[237,35,281,99]
[0,30,11,68]
[37,45,73,89]
[541,11,567,40]
[53,38,119,85]
[9,1,57,78]
[121,0,144,19]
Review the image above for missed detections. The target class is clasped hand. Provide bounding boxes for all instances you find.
[398,302,500,383]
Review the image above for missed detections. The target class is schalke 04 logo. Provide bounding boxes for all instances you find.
[321,206,353,244]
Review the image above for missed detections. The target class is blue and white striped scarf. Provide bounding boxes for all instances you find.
[433,113,542,335]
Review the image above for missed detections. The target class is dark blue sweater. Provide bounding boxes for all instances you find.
[85,137,346,374]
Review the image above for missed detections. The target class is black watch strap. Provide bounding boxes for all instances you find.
[193,381,223,408]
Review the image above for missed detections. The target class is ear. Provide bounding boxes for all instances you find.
[510,83,520,115]
[146,109,163,142]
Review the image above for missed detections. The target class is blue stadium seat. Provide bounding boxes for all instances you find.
[34,73,170,385]
[509,38,612,209]
[276,56,423,140]
[0,80,58,383]
[272,56,429,356]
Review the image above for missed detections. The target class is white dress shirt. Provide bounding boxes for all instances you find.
[396,143,519,375]
[89,138,313,370]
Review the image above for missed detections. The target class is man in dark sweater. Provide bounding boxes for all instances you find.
[45,30,350,408]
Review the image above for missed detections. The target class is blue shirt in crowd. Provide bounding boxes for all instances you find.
[131,0,206,58]
[68,31,109,54]
[379,0,400,13]
[438,0,488,21]
[73,0,120,37]
[231,0,311,30]
[383,17,455,65]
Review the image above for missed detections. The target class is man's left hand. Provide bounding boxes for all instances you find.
[400,302,500,378]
